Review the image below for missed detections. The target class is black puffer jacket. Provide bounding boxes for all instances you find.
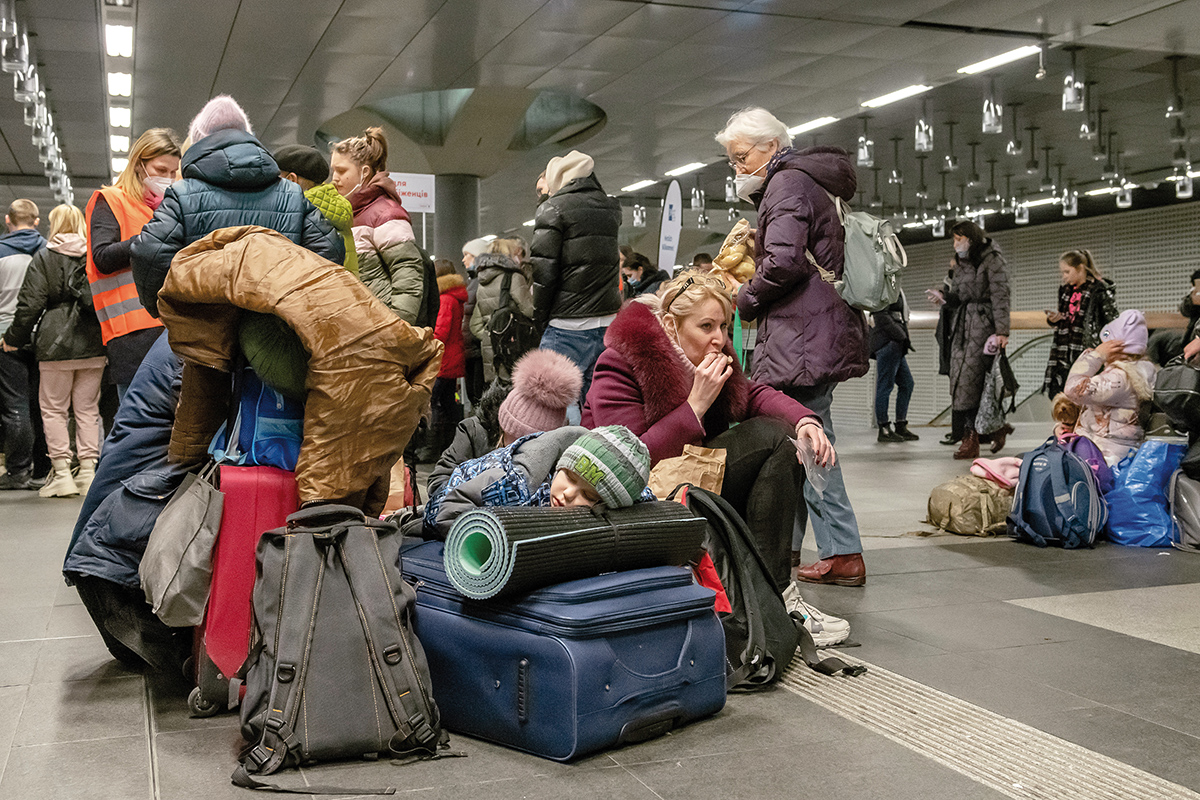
[4,237,105,361]
[529,173,622,329]
[130,128,343,317]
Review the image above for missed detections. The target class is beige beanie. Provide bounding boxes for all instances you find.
[545,150,595,195]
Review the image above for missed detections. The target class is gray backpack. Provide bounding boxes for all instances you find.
[806,191,907,313]
[236,505,448,792]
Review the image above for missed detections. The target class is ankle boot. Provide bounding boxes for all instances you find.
[877,423,904,443]
[895,421,920,441]
[989,423,1014,454]
[953,429,980,460]
[75,458,96,495]
[39,458,79,498]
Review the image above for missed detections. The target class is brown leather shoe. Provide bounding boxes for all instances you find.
[795,553,866,587]
[953,429,980,460]
[989,423,1014,454]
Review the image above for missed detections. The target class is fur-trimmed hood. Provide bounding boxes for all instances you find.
[437,272,466,294]
[602,300,749,427]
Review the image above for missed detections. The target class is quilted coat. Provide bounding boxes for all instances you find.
[157,226,443,516]
[468,252,535,382]
[304,181,358,275]
[1065,349,1157,466]
[130,128,343,317]
[529,172,622,329]
[945,240,1011,410]
[737,147,868,389]
[581,301,814,465]
[350,172,434,325]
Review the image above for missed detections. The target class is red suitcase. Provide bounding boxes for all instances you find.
[188,465,298,717]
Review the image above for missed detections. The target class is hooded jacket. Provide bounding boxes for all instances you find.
[435,272,468,379]
[529,172,622,329]
[4,234,105,361]
[157,227,443,516]
[1065,350,1158,466]
[350,172,437,326]
[737,146,868,388]
[130,128,344,317]
[622,267,671,301]
[468,252,535,382]
[581,301,814,465]
[0,227,46,332]
[304,182,358,275]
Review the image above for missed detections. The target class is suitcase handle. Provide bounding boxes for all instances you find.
[617,705,682,744]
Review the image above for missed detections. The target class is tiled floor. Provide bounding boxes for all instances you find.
[3,421,1200,799]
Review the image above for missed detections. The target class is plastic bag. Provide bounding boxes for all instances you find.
[1105,438,1187,547]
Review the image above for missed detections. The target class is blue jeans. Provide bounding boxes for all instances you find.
[873,341,914,426]
[539,325,608,424]
[784,382,863,560]
[0,350,34,474]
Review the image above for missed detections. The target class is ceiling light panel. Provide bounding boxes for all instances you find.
[105,24,133,58]
[107,72,132,96]
[665,162,705,177]
[957,45,1041,75]
[109,107,131,128]
[621,179,657,192]
[861,85,931,109]
[787,116,838,136]
[110,134,129,152]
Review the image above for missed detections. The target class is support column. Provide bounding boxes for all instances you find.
[433,174,480,261]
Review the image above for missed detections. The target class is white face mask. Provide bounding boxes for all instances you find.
[143,176,173,200]
[953,241,970,256]
[734,162,768,202]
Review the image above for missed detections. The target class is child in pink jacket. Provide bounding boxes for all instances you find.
[1064,309,1157,466]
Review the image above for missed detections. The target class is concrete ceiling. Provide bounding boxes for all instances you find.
[7,0,1200,244]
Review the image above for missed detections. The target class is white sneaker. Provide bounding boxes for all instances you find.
[782,581,849,647]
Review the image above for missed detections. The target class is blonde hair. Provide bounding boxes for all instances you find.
[331,126,388,175]
[1060,249,1103,281]
[47,204,85,239]
[487,237,525,258]
[115,128,182,202]
[655,270,735,326]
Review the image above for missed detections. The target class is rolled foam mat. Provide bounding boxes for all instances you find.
[443,501,705,599]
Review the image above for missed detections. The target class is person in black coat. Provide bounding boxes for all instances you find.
[871,290,918,443]
[620,252,670,301]
[529,150,621,410]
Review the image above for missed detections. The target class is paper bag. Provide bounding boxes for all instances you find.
[648,445,727,499]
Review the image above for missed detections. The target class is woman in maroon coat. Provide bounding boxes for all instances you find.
[582,272,833,589]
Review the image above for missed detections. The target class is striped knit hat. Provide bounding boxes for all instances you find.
[556,426,651,508]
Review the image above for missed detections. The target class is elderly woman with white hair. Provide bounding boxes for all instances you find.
[715,106,870,588]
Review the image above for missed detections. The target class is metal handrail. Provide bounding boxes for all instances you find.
[928,333,1054,425]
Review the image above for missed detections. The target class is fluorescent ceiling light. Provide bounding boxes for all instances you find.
[107,72,131,97]
[787,116,838,136]
[974,208,998,216]
[105,24,133,58]
[522,219,535,227]
[861,85,931,109]
[111,156,128,173]
[665,162,705,177]
[957,45,1041,75]
[1024,196,1058,207]
[621,179,657,193]
[902,221,925,229]
[1086,186,1120,196]
[109,107,131,128]
[110,134,129,152]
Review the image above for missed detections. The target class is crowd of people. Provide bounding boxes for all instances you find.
[0,97,1190,672]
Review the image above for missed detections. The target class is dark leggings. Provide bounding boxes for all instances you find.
[706,417,803,590]
[951,407,980,440]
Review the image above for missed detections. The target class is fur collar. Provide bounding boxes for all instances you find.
[603,301,749,428]
[437,272,466,293]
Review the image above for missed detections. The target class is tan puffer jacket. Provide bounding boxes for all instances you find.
[157,226,443,515]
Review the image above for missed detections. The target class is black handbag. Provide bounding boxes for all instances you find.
[1154,355,1200,432]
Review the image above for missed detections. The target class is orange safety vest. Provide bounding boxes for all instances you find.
[85,186,162,345]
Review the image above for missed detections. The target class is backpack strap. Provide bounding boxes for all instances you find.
[240,529,325,777]
[1045,448,1089,547]
[334,521,444,757]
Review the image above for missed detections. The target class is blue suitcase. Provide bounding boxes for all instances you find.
[400,540,727,761]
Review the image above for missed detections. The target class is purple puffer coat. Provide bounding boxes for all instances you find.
[737,147,868,389]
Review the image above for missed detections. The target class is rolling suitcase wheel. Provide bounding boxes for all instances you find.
[188,686,221,718]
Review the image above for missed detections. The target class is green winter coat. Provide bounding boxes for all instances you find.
[304,182,358,275]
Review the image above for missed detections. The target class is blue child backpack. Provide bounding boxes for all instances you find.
[1007,437,1108,549]
[208,368,304,472]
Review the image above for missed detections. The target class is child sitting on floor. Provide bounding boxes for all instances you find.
[424,425,654,538]
[1064,309,1157,466]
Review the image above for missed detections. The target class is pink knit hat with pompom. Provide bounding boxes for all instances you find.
[498,350,583,438]
[188,95,253,143]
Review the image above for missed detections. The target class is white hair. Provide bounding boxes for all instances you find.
[715,107,793,150]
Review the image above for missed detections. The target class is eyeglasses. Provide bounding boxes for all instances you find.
[727,149,752,169]
[664,277,696,313]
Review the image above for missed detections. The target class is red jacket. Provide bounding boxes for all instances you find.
[581,301,815,464]
[434,273,468,379]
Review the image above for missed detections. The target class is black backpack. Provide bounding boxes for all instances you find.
[413,244,440,330]
[488,270,540,374]
[677,487,864,689]
[236,505,453,793]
